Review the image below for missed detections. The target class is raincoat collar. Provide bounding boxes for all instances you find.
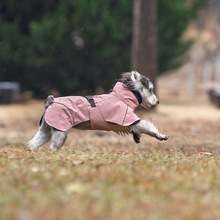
[111,82,140,109]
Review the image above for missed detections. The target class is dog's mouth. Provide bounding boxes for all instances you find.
[142,103,158,109]
[150,104,158,109]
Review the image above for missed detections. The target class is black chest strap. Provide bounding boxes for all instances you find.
[85,95,96,107]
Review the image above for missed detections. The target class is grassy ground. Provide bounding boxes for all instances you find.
[0,98,220,220]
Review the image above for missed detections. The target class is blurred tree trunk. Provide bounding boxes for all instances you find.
[131,0,158,91]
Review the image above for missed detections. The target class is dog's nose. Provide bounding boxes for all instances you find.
[157,100,160,104]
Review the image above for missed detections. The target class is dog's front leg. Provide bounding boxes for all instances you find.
[131,120,169,142]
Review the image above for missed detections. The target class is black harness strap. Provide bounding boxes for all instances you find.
[85,95,96,107]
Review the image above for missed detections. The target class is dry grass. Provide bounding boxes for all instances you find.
[0,98,220,220]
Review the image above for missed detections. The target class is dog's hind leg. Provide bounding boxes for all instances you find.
[27,116,52,150]
[131,120,169,142]
[49,128,68,150]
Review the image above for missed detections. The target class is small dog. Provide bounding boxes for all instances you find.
[27,71,168,150]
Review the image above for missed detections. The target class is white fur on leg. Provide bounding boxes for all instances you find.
[49,129,68,150]
[27,117,52,150]
[27,127,51,150]
[131,120,169,141]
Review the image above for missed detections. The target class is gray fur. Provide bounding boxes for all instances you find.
[119,72,137,91]
[119,72,150,91]
[45,95,54,109]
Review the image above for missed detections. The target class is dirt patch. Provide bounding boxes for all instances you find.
[1,98,220,220]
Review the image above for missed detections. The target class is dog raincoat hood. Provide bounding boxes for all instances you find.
[45,82,140,131]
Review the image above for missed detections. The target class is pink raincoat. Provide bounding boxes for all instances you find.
[45,82,140,131]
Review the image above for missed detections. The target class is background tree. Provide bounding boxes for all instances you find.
[0,0,205,97]
[132,0,157,88]
[157,0,206,72]
[0,0,133,96]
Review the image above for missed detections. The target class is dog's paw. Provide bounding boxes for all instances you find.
[27,141,38,151]
[163,135,169,140]
[157,134,169,141]
[27,144,35,151]
[133,132,140,143]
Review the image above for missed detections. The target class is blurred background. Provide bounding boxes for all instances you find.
[1,2,220,219]
[1,0,219,101]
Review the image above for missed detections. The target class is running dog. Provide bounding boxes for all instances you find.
[27,71,169,150]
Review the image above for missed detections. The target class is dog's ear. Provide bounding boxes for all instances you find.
[131,71,141,82]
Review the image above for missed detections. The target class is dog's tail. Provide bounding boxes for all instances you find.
[44,95,54,109]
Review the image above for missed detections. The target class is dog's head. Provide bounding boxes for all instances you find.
[119,71,159,109]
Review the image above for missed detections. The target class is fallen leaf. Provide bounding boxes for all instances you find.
[65,183,87,194]
[72,160,83,165]
[30,167,39,172]
[59,168,69,176]
[196,152,213,156]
